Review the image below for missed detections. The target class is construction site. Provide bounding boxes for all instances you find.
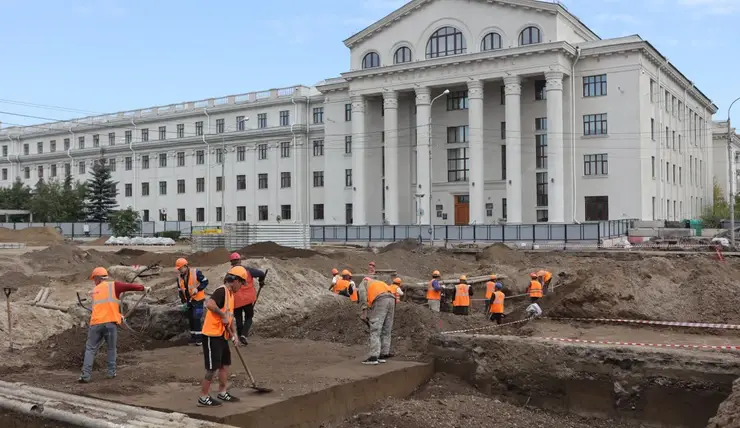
[1,226,740,428]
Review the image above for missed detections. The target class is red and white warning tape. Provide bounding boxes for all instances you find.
[541,337,740,352]
[546,317,740,330]
[440,317,533,335]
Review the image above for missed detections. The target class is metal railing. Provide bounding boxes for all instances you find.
[0,221,192,238]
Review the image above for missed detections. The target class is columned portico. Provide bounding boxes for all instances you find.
[467,80,485,224]
[383,90,400,224]
[504,76,522,223]
[415,87,431,225]
[545,71,565,223]
[351,95,367,225]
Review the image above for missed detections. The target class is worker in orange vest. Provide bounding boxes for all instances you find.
[197,266,245,407]
[537,270,553,294]
[176,258,209,346]
[330,268,340,288]
[485,274,501,311]
[358,277,396,365]
[427,270,443,312]
[79,267,149,383]
[389,277,404,302]
[449,275,473,315]
[332,269,356,298]
[229,252,266,345]
[489,283,505,324]
[527,272,543,303]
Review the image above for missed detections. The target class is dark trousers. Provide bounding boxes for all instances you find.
[187,300,204,344]
[543,278,552,294]
[530,297,541,304]
[235,304,254,337]
[490,313,503,324]
[452,306,470,315]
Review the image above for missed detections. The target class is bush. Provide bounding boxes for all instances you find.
[155,230,181,240]
[109,208,140,237]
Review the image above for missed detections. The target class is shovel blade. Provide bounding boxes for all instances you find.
[250,385,273,393]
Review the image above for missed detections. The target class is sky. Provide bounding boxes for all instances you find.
[0,0,738,127]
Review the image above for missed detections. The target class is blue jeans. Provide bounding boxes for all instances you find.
[80,322,117,380]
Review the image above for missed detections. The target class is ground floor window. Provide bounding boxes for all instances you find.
[585,196,608,221]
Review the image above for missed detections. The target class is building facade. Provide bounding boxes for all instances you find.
[712,120,740,202]
[0,0,719,225]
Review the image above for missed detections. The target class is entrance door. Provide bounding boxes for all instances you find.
[454,195,470,225]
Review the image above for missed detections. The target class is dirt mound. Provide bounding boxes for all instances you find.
[189,247,231,266]
[89,236,110,245]
[708,378,740,428]
[379,238,419,253]
[0,226,63,245]
[479,243,529,266]
[28,244,115,280]
[238,241,317,259]
[0,304,77,349]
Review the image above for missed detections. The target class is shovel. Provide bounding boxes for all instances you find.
[233,344,273,393]
[253,268,269,307]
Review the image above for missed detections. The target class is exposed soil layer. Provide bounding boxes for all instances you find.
[0,410,76,428]
[708,378,740,428]
[237,241,317,258]
[27,244,118,281]
[0,226,63,245]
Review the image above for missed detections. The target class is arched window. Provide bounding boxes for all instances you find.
[362,52,380,69]
[518,26,541,46]
[394,46,412,64]
[426,26,466,59]
[481,32,502,51]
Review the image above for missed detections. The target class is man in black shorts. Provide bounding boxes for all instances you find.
[198,266,247,407]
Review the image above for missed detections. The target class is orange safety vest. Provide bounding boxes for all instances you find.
[179,268,205,302]
[350,286,358,302]
[389,284,401,302]
[542,271,552,282]
[528,280,543,298]
[490,290,505,314]
[90,281,122,326]
[234,270,256,308]
[452,283,470,307]
[202,286,235,338]
[426,280,441,301]
[333,279,350,294]
[485,281,496,300]
[367,280,392,308]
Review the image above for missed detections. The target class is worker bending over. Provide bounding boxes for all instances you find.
[229,252,266,345]
[358,277,396,365]
[427,270,443,312]
[332,269,356,300]
[198,266,245,407]
[489,283,505,324]
[79,267,149,383]
[527,272,543,304]
[176,258,209,346]
[449,275,473,315]
[537,270,553,294]
[389,277,404,302]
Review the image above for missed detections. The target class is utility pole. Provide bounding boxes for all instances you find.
[729,97,740,248]
[428,89,449,247]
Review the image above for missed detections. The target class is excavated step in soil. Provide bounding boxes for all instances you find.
[431,333,740,428]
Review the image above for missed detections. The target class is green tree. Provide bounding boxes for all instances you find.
[60,173,87,221]
[109,207,141,237]
[83,157,118,222]
[700,179,740,227]
[0,178,32,210]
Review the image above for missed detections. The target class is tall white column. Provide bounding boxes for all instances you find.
[504,76,522,223]
[351,94,367,225]
[415,87,431,225]
[468,80,485,224]
[545,71,565,223]
[383,90,400,224]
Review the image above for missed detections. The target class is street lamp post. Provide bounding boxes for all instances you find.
[220,117,249,230]
[728,97,740,248]
[428,89,450,246]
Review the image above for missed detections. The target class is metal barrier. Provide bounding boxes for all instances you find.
[311,219,635,244]
[0,221,192,238]
[192,223,310,251]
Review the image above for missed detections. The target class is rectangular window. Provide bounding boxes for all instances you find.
[37,141,43,154]
[236,116,245,131]
[109,159,116,171]
[1,168,6,180]
[447,148,469,182]
[258,173,268,189]
[160,210,167,221]
[665,90,670,113]
[195,121,203,136]
[64,138,71,150]
[583,154,608,176]
[536,172,548,207]
[666,161,669,183]
[257,113,267,129]
[502,198,507,220]
[215,148,223,164]
[345,169,352,187]
[583,113,608,136]
[50,164,56,177]
[37,165,43,178]
[583,74,607,97]
[673,131,676,150]
[651,118,655,140]
[535,135,547,169]
[679,166,682,185]
[679,134,682,153]
[24,167,30,179]
[177,124,185,138]
[124,184,132,197]
[500,122,506,140]
[534,80,547,100]
[216,176,223,192]
[236,174,246,190]
[345,203,353,224]
[258,144,267,160]
[64,163,70,176]
[79,161,86,174]
[125,157,132,171]
[1,145,6,157]
[313,107,324,124]
[108,133,115,145]
[345,104,352,121]
[313,171,324,187]
[159,181,167,195]
[673,164,676,184]
[280,141,290,158]
[279,110,290,126]
[313,140,324,156]
[196,208,204,222]
[237,146,246,162]
[177,179,185,194]
[159,153,167,167]
[141,209,149,222]
[446,90,468,110]
[177,209,185,221]
[500,85,505,105]
[23,143,29,155]
[50,140,56,152]
[78,136,85,149]
[124,131,132,144]
[258,205,268,221]
[281,172,291,188]
[345,136,352,154]
[196,177,205,193]
[666,126,669,147]
[313,204,325,220]
[501,145,506,180]
[93,134,100,148]
[236,206,245,222]
[140,155,149,169]
[650,79,656,102]
[535,117,547,131]
[536,209,548,222]
[141,129,148,142]
[159,126,166,140]
[195,150,204,165]
[281,205,291,220]
[216,207,223,222]
[446,126,469,143]
[216,118,225,133]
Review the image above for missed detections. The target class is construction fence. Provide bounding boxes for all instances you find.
[0,221,193,238]
[191,223,310,252]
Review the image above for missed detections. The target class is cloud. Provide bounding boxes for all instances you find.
[594,13,641,24]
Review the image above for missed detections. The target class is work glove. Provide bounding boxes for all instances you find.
[144,286,152,294]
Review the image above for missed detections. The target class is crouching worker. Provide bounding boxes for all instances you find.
[79,267,149,383]
[489,283,505,324]
[359,277,395,365]
[198,266,245,407]
[332,270,355,298]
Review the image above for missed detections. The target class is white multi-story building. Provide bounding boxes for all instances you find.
[712,120,740,201]
[0,0,720,225]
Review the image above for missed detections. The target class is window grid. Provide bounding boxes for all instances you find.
[583,74,607,97]
[362,52,380,69]
[536,172,548,207]
[446,91,468,111]
[426,26,466,58]
[394,46,412,64]
[281,172,291,188]
[216,119,225,133]
[313,171,324,187]
[258,173,268,189]
[583,114,608,136]
[519,26,541,45]
[313,107,323,124]
[258,144,268,160]
[481,32,502,51]
[257,113,267,129]
[159,126,167,140]
[447,148,469,182]
[279,110,290,126]
[280,142,290,158]
[584,154,609,176]
[345,169,352,187]
[345,136,352,154]
[345,104,352,121]
[313,140,324,156]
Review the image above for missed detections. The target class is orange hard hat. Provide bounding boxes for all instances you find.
[459,275,467,281]
[331,268,339,275]
[341,269,351,276]
[229,252,241,261]
[89,267,108,279]
[226,266,248,281]
[490,274,497,280]
[175,258,188,269]
[392,278,401,284]
[432,270,441,277]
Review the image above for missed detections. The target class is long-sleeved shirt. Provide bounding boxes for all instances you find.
[246,267,266,283]
[112,281,145,298]
[431,279,442,291]
[357,278,393,311]
[178,269,208,302]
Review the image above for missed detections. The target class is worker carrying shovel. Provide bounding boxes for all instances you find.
[78,267,150,383]
[358,277,396,365]
[229,252,266,345]
[176,258,209,346]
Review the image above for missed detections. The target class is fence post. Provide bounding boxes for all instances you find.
[563,224,568,250]
[597,223,602,248]
[502,224,505,242]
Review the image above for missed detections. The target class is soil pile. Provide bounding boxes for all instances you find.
[188,247,231,266]
[238,241,317,258]
[479,243,530,266]
[0,304,77,349]
[27,244,114,280]
[707,378,740,428]
[0,226,63,245]
[379,238,419,253]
